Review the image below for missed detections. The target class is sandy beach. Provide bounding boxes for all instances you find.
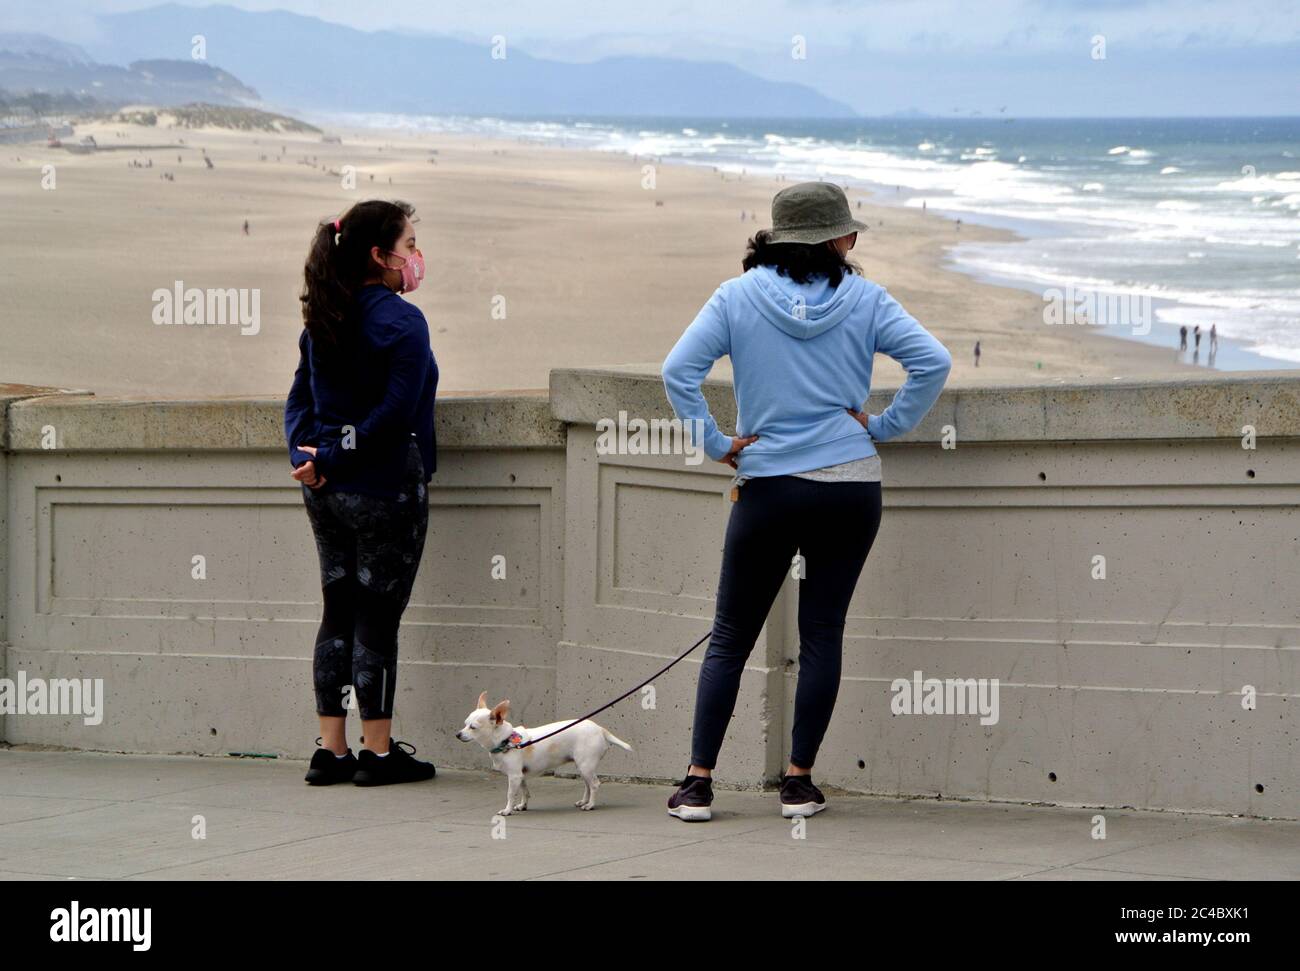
[0,118,1192,396]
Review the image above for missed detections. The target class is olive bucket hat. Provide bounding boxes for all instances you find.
[766,181,868,244]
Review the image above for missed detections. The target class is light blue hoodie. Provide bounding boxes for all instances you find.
[662,265,952,477]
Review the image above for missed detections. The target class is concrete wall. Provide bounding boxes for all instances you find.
[2,370,1297,817]
[1,389,566,765]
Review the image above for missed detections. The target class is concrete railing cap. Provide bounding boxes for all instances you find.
[550,366,1300,442]
[4,391,563,451]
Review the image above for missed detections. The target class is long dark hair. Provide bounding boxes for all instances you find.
[742,229,860,287]
[301,199,415,347]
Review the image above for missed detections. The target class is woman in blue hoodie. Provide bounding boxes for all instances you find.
[284,199,439,788]
[662,182,951,821]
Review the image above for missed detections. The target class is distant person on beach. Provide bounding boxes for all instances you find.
[1179,325,1188,351]
[1194,325,1202,352]
[1210,324,1218,352]
[242,219,250,236]
[974,340,981,367]
[285,199,439,788]
[661,181,952,821]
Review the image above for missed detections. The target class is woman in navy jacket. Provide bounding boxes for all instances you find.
[284,199,439,787]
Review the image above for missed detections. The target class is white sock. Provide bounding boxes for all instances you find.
[334,751,349,759]
[375,751,389,758]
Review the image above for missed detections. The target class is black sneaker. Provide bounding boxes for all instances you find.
[352,739,436,787]
[304,739,357,786]
[780,774,826,818]
[667,774,713,821]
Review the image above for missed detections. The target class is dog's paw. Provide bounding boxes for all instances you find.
[578,802,596,811]
[498,807,514,817]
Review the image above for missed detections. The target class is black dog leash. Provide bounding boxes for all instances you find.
[513,627,714,750]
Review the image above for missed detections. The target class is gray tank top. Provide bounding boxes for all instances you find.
[732,453,882,491]
[790,454,882,482]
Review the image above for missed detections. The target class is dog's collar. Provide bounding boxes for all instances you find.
[490,731,524,754]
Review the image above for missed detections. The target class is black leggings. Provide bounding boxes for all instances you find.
[303,440,428,721]
[691,474,882,771]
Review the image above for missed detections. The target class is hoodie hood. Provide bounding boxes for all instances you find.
[737,265,869,340]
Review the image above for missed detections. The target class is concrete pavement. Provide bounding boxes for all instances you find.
[0,749,1295,881]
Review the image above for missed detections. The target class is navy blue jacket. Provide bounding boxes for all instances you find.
[285,284,438,499]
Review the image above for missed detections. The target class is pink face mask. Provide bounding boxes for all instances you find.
[386,248,425,293]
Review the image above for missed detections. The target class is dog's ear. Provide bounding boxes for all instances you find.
[491,700,511,724]
[476,690,488,710]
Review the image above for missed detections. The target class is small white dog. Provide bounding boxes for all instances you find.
[456,692,632,815]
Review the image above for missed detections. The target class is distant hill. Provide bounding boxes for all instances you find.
[0,31,260,107]
[0,32,95,65]
[86,3,856,118]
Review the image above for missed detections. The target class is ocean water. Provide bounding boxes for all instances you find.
[337,113,1300,367]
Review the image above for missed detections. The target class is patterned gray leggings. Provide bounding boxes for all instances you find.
[302,440,429,720]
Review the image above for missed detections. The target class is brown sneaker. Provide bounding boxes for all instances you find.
[780,774,826,818]
[667,774,713,821]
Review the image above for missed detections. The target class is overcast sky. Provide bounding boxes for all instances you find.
[6,1,1300,115]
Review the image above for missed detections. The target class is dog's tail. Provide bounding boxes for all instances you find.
[602,727,633,752]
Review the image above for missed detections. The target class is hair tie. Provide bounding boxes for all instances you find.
[332,217,342,246]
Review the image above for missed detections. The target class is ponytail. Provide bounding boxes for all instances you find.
[300,199,416,349]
